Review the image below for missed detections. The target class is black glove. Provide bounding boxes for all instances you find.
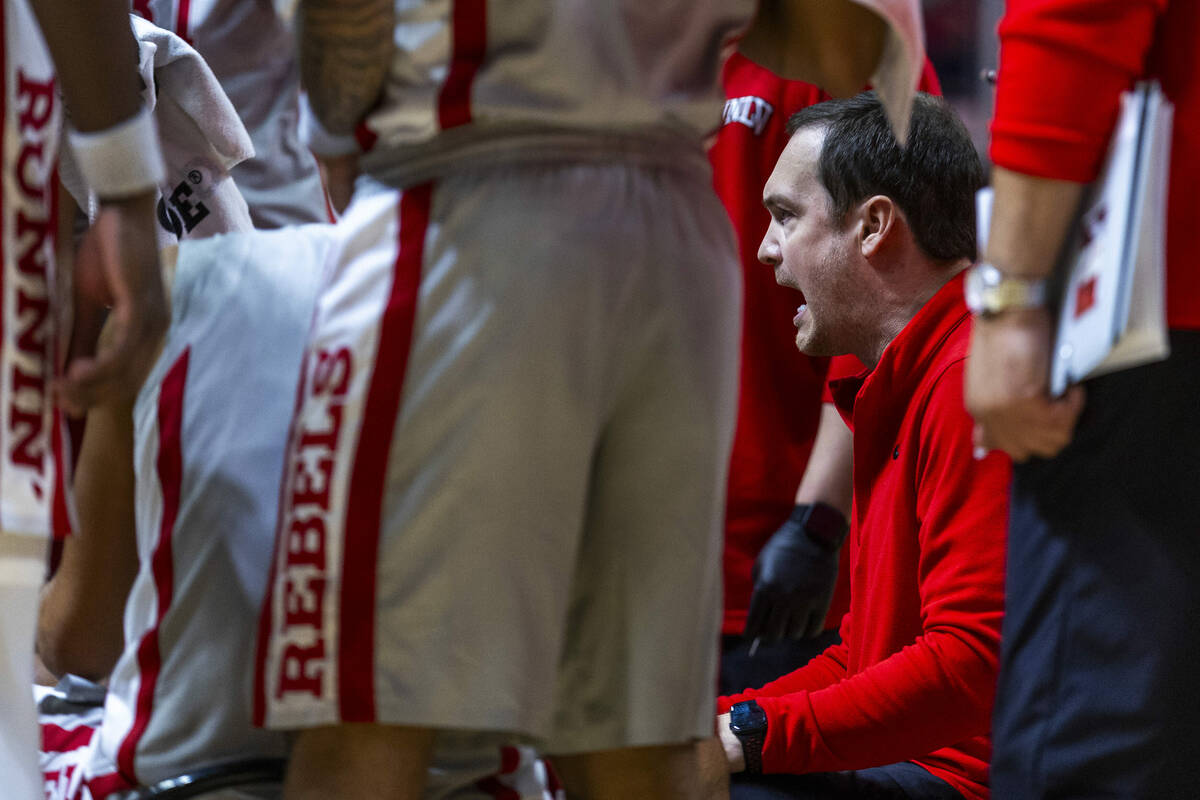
[744,503,848,644]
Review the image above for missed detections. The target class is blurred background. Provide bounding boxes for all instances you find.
[923,0,1003,164]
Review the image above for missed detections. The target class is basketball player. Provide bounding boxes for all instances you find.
[131,0,330,228]
[255,2,927,798]
[0,1,166,795]
[37,226,561,800]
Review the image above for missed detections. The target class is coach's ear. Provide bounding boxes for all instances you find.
[858,195,898,261]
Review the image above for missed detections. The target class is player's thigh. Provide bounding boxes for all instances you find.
[259,173,617,737]
[549,164,741,754]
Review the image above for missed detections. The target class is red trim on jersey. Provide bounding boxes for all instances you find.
[437,0,487,129]
[337,184,432,722]
[253,336,316,727]
[115,348,189,784]
[41,722,96,753]
[0,0,8,528]
[175,0,194,43]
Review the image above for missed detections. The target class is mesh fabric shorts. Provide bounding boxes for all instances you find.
[256,157,741,753]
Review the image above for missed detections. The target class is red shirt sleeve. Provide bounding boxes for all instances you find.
[754,364,1010,773]
[990,0,1166,182]
[717,615,852,714]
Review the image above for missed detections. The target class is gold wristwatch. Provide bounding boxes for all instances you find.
[964,262,1048,317]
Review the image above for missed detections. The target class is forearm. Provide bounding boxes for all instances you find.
[985,166,1083,280]
[793,404,852,515]
[755,630,995,773]
[37,402,138,680]
[718,639,849,714]
[739,0,885,97]
[299,0,394,135]
[28,0,142,131]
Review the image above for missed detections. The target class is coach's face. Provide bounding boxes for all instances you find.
[757,126,860,357]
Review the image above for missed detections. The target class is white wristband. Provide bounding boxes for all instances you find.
[67,107,166,199]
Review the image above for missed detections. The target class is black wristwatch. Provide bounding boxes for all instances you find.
[798,502,849,552]
[729,700,768,775]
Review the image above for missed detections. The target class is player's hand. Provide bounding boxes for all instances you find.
[744,505,841,644]
[965,307,1085,462]
[317,152,359,217]
[56,192,167,415]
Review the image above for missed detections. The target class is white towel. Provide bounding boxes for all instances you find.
[60,15,256,250]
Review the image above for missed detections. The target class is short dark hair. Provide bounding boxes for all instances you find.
[786,91,983,262]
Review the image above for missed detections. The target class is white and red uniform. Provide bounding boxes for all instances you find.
[132,0,328,228]
[256,0,755,754]
[0,1,65,795]
[59,17,255,252]
[0,0,66,541]
[72,227,326,798]
[38,228,559,800]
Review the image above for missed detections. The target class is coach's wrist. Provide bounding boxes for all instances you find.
[717,712,746,773]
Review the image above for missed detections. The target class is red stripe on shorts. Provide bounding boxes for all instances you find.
[437,0,487,129]
[115,348,189,783]
[337,184,432,722]
[253,335,315,727]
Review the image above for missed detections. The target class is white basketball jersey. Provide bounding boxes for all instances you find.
[82,226,332,793]
[359,0,757,182]
[0,0,68,538]
[133,0,327,228]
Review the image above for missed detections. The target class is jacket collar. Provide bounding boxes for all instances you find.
[829,269,970,425]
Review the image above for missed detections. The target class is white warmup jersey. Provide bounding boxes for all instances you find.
[55,227,559,800]
[77,228,330,797]
[0,0,67,539]
[59,17,256,253]
[133,0,327,228]
[359,0,756,185]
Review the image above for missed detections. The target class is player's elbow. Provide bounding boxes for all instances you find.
[36,590,121,682]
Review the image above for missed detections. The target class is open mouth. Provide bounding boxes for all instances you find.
[793,304,807,326]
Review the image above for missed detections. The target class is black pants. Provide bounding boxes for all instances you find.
[991,331,1200,798]
[719,630,841,697]
[731,761,963,799]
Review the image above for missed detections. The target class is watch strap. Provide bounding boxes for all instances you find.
[965,262,1048,317]
[729,700,768,775]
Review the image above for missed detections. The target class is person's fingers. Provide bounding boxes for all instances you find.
[800,608,824,640]
[783,606,809,641]
[743,590,770,641]
[761,601,790,646]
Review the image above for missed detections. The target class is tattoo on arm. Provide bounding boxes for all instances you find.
[300,0,395,135]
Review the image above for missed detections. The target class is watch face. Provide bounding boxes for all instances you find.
[730,701,767,733]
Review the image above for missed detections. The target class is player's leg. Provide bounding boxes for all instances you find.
[257,175,600,792]
[553,744,706,799]
[547,161,741,798]
[0,531,48,799]
[284,724,434,799]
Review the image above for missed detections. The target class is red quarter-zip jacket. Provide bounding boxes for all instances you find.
[719,272,1011,800]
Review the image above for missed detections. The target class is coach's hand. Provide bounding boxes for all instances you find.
[744,504,843,644]
[57,192,167,415]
